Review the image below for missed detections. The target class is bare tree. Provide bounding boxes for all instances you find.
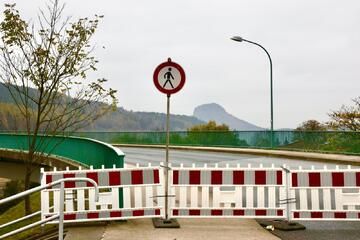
[0,1,116,213]
[295,120,327,131]
[328,97,360,131]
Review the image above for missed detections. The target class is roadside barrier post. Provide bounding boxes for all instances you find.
[58,181,65,240]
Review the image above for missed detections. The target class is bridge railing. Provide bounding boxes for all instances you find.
[0,134,125,169]
[72,131,360,155]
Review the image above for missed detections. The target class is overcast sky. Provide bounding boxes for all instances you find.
[3,0,360,129]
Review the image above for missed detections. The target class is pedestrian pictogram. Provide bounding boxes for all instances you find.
[153,58,186,95]
[163,68,175,89]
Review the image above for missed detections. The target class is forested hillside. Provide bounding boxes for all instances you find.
[84,108,204,131]
[0,102,26,130]
[0,84,203,131]
[0,85,13,104]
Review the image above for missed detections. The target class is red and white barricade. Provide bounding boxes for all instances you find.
[40,164,164,223]
[169,163,287,218]
[289,165,360,221]
[40,162,360,223]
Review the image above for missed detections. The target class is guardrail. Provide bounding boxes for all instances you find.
[0,178,99,240]
[0,134,125,169]
[72,131,360,155]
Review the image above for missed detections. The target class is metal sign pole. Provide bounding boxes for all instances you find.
[152,57,183,228]
[165,94,170,220]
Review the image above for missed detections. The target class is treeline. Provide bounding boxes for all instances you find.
[110,121,249,147]
[287,97,360,154]
[288,131,360,154]
[87,110,204,131]
[0,101,204,132]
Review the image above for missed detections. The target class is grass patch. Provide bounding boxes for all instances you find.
[0,192,55,240]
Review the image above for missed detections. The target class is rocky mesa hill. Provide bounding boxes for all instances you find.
[193,103,263,131]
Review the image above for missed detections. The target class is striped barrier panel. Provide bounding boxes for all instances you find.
[44,167,160,188]
[169,163,287,218]
[289,165,360,221]
[40,163,360,222]
[44,208,162,223]
[41,164,164,223]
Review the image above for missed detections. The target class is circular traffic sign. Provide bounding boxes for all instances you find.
[153,58,186,95]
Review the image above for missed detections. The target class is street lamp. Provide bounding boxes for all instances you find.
[231,36,274,148]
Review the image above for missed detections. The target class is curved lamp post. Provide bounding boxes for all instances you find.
[231,36,274,148]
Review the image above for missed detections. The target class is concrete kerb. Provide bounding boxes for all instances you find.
[112,144,360,166]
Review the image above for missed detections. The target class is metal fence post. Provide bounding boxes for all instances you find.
[284,165,291,221]
[40,168,45,234]
[58,181,65,240]
[279,165,293,221]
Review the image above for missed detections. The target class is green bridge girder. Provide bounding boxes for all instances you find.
[0,133,125,169]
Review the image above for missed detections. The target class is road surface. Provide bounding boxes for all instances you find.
[121,147,355,169]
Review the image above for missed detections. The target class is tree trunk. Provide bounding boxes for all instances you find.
[24,166,32,215]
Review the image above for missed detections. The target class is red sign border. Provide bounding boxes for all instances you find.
[153,61,186,95]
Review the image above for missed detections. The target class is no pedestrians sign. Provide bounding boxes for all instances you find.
[153,58,186,95]
[152,57,186,225]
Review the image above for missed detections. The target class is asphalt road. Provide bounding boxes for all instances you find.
[121,147,356,169]
[271,221,360,240]
[121,147,360,240]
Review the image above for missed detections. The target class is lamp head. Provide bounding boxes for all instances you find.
[231,36,244,42]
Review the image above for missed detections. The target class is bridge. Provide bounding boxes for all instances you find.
[1,131,358,182]
[0,133,124,182]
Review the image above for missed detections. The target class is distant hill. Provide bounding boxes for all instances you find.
[193,103,263,131]
[85,108,204,131]
[1,84,265,132]
[0,84,12,104]
[0,83,203,131]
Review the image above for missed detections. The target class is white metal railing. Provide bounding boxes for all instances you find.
[0,207,55,230]
[0,210,42,230]
[0,178,99,240]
